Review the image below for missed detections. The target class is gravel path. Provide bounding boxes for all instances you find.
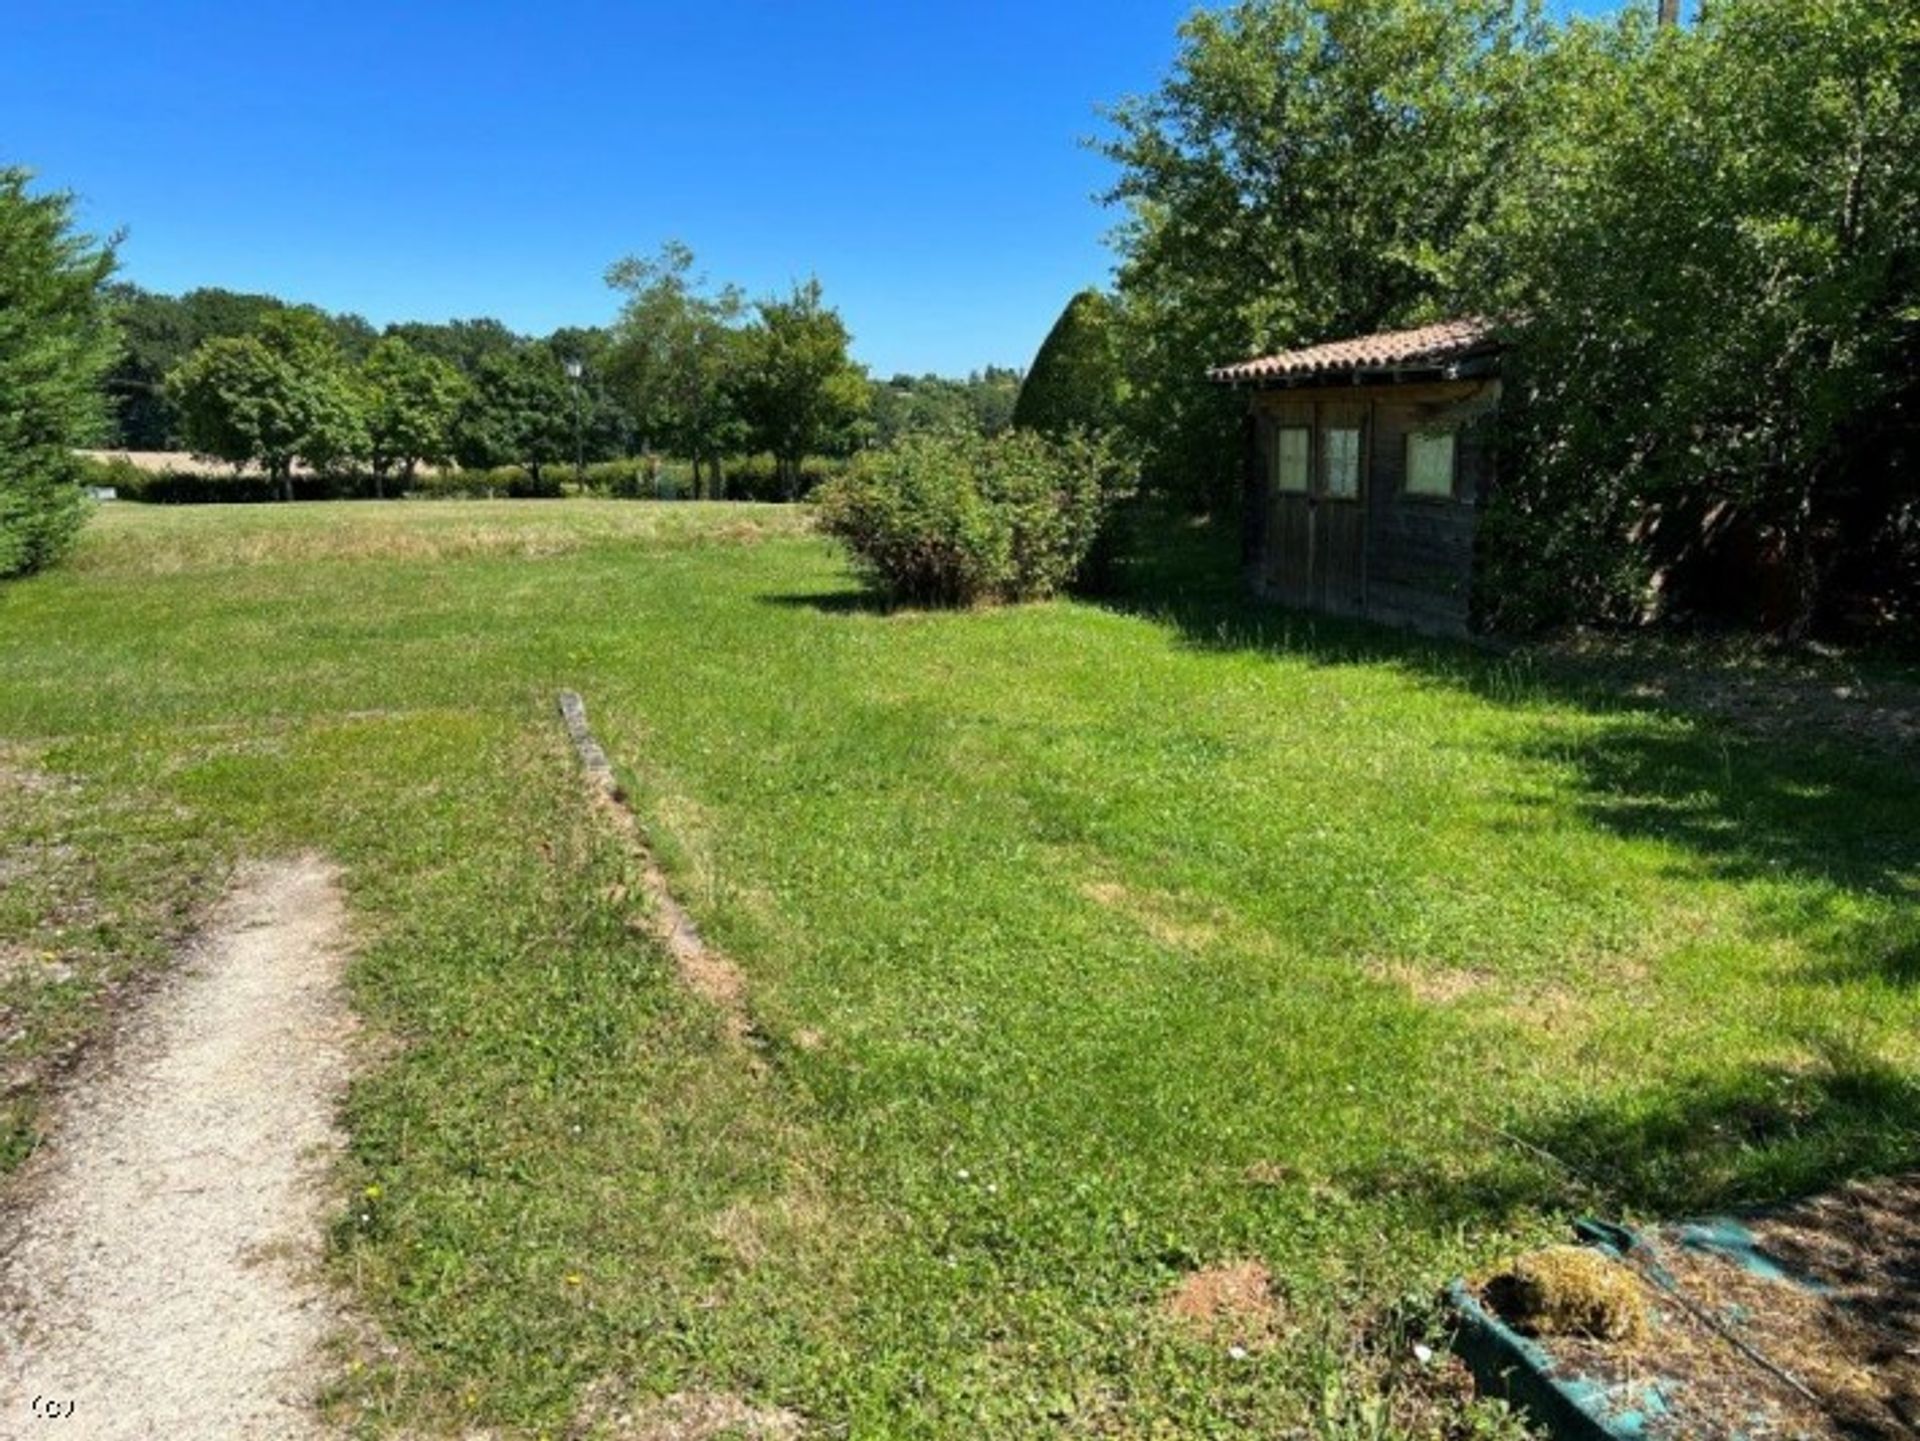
[0,857,353,1439]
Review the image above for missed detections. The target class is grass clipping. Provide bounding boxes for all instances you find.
[1483,1245,1647,1343]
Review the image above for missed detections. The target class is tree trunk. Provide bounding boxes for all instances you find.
[374,469,386,501]
[278,465,294,503]
[1657,0,1680,25]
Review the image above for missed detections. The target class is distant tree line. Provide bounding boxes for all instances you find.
[1096,0,1918,636]
[96,251,1026,503]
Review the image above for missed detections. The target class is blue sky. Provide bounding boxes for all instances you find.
[6,1,1619,377]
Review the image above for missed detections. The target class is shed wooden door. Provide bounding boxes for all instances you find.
[1262,403,1367,614]
[1313,403,1368,615]
[1264,409,1315,607]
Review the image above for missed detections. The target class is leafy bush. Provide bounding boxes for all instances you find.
[72,454,147,496]
[815,430,1131,606]
[580,459,643,494]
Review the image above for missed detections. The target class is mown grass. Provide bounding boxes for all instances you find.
[1,498,1915,1438]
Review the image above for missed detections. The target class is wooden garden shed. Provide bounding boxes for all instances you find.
[1209,318,1501,636]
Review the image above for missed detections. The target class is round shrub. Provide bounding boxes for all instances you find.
[815,430,1130,606]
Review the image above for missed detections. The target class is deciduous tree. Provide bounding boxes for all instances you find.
[168,308,365,499]
[605,243,746,497]
[1100,0,1542,508]
[361,336,466,495]
[736,278,869,496]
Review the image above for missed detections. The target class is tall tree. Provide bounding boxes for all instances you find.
[360,336,466,495]
[1012,290,1125,436]
[1467,0,1920,631]
[0,168,117,578]
[1100,0,1543,508]
[736,278,869,496]
[604,242,746,497]
[168,309,365,499]
[449,343,573,480]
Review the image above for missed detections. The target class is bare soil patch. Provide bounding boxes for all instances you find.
[1162,1260,1286,1349]
[0,856,354,1439]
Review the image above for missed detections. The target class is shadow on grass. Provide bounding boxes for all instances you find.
[759,589,900,616]
[1366,1041,1920,1225]
[1101,508,1920,1226]
[1099,508,1920,994]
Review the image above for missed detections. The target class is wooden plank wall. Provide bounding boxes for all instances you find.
[1247,379,1497,636]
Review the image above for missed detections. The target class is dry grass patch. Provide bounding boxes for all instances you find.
[571,1381,803,1441]
[1482,1245,1647,1342]
[1365,959,1494,1005]
[72,500,811,576]
[1162,1260,1286,1349]
[1079,878,1222,952]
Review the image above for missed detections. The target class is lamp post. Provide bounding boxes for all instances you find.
[564,358,585,489]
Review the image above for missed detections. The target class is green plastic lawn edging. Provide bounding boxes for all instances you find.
[1447,1214,1832,1441]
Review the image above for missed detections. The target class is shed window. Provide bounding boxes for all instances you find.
[1406,430,1457,497]
[1273,426,1309,493]
[1322,427,1361,498]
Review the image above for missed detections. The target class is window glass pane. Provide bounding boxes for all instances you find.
[1406,430,1456,497]
[1323,427,1360,498]
[1274,426,1309,493]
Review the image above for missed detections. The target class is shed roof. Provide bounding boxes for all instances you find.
[1208,318,1498,386]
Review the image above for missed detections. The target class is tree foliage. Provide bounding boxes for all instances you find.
[736,278,869,495]
[869,369,1022,445]
[605,242,747,496]
[360,336,466,494]
[1469,0,1920,631]
[1100,0,1543,508]
[450,344,573,479]
[167,308,365,498]
[1012,290,1124,436]
[104,285,377,449]
[0,168,117,577]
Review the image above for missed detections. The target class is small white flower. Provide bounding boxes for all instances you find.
[1227,1345,1249,1361]
[1412,1343,1434,1365]
[956,1169,970,1181]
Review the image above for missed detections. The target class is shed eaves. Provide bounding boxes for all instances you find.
[1208,318,1497,384]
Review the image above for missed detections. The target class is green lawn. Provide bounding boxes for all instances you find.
[2,499,1915,1438]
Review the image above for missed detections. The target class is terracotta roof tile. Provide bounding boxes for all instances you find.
[1208,318,1498,384]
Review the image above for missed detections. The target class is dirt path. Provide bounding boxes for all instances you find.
[0,856,354,1440]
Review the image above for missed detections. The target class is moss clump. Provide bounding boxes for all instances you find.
[1486,1245,1647,1343]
